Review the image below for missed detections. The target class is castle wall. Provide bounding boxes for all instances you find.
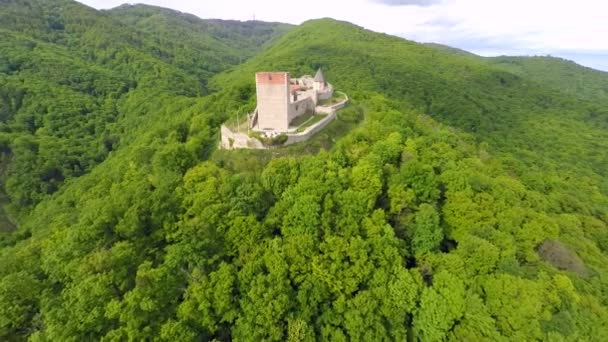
[317,88,333,101]
[221,93,349,150]
[284,111,336,145]
[287,97,315,124]
[256,72,290,131]
[285,93,348,145]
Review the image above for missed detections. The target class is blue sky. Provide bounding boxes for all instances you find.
[79,0,608,72]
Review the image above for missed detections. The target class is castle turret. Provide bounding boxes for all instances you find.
[313,68,327,92]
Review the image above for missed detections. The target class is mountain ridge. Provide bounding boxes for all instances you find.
[0,2,607,341]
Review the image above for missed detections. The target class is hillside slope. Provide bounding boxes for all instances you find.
[0,0,290,211]
[1,6,607,342]
[487,55,608,104]
[106,4,291,79]
[214,19,608,194]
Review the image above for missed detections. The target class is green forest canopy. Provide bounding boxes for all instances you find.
[0,0,607,341]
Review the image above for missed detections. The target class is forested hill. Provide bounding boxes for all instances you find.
[424,43,608,104]
[487,56,608,104]
[215,19,608,189]
[1,2,608,341]
[0,0,289,209]
[107,4,292,64]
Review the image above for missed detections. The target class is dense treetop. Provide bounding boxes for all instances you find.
[1,1,607,341]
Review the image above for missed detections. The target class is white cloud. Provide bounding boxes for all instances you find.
[406,0,608,52]
[77,0,608,71]
[370,0,443,6]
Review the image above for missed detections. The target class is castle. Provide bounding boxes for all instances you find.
[220,69,347,149]
[250,69,333,132]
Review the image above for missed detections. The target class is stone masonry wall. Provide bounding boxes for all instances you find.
[256,72,290,131]
[284,94,349,145]
[287,97,315,124]
[317,88,333,101]
[221,94,348,150]
[284,111,336,146]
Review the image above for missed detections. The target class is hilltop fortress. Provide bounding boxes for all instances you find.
[221,69,348,149]
[252,69,332,132]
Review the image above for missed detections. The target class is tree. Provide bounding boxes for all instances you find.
[413,271,465,341]
[0,271,41,339]
[178,263,239,338]
[411,204,443,255]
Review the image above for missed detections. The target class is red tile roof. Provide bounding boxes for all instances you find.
[256,72,288,85]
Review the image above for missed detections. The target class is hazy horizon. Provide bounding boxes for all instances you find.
[78,0,608,72]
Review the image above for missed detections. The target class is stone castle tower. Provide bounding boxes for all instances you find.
[254,69,332,132]
[220,68,345,149]
[255,72,290,131]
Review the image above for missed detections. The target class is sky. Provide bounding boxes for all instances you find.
[78,0,608,72]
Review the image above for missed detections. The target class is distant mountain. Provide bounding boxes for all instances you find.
[487,55,608,103]
[1,2,607,341]
[423,42,479,57]
[425,41,608,103]
[106,4,291,76]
